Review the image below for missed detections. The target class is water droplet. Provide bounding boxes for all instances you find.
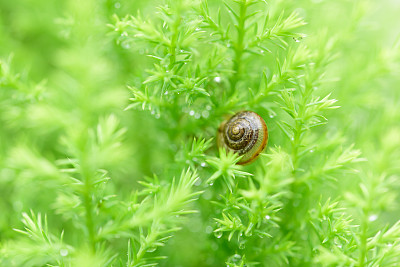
[196,28,201,31]
[202,110,210,118]
[166,70,169,73]
[337,244,342,248]
[155,113,160,119]
[205,226,213,234]
[151,110,155,115]
[60,249,68,257]
[214,77,221,83]
[214,230,222,238]
[369,214,378,222]
[121,41,130,49]
[290,137,295,141]
[239,241,246,249]
[180,49,184,53]
[200,162,207,167]
[209,182,214,186]
[147,247,157,252]
[195,113,201,119]
[229,254,242,264]
[245,231,252,237]
[114,2,121,8]
[388,243,393,247]
[310,149,314,153]
[269,114,275,118]
[189,110,195,116]
[193,157,198,162]
[194,178,202,186]
[227,43,231,48]
[206,105,212,110]
[260,50,265,54]
[164,91,169,95]
[265,215,271,220]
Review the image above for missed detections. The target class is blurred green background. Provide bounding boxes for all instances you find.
[1,0,400,266]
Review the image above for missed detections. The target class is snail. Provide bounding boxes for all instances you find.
[217,111,268,165]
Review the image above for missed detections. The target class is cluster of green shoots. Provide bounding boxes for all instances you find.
[1,0,400,266]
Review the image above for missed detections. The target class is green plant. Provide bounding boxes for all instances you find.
[1,0,400,266]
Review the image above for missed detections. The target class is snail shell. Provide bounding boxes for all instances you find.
[217,111,268,165]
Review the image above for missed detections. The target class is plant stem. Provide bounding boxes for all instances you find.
[168,1,182,69]
[359,201,371,266]
[82,162,96,252]
[229,0,248,94]
[359,216,368,267]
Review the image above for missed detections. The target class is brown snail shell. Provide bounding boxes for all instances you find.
[217,111,268,165]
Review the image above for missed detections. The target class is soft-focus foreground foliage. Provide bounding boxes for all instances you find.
[1,0,400,266]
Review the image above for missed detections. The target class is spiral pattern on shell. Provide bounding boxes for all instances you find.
[217,111,268,165]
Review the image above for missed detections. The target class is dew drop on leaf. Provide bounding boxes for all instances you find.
[147,247,157,253]
[369,214,378,222]
[229,254,242,264]
[214,230,222,238]
[195,178,202,186]
[121,41,130,49]
[60,249,68,257]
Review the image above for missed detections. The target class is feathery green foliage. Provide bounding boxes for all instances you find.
[1,0,400,266]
